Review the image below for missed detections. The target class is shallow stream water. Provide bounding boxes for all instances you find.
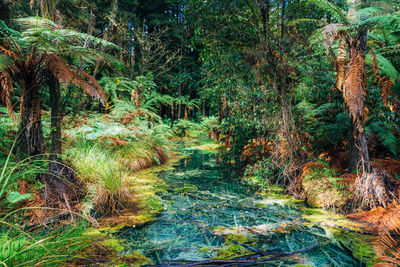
[118,142,365,266]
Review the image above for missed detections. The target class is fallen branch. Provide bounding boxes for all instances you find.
[175,242,319,266]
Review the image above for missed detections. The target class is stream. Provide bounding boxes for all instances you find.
[117,142,365,266]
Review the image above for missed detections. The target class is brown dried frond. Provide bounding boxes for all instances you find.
[45,53,106,104]
[373,203,400,265]
[71,67,107,105]
[30,0,36,9]
[343,51,366,123]
[322,24,342,52]
[372,54,394,107]
[45,52,73,83]
[335,38,346,91]
[0,71,17,124]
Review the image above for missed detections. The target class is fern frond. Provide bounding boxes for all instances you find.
[289,18,325,26]
[0,71,16,124]
[71,67,107,104]
[361,15,400,30]
[0,55,14,72]
[356,7,383,19]
[367,53,399,83]
[56,29,121,51]
[15,16,57,29]
[366,121,399,157]
[303,0,349,25]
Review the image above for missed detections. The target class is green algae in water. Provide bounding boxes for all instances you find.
[117,141,367,266]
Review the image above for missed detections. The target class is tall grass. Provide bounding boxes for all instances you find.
[0,222,92,266]
[0,142,93,266]
[66,144,131,213]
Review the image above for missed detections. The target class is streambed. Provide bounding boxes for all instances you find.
[117,141,367,266]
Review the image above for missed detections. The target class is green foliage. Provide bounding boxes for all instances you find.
[0,222,92,266]
[366,120,400,157]
[244,158,278,189]
[303,0,349,24]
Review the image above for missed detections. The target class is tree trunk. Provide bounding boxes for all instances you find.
[184,106,188,120]
[178,89,182,120]
[46,74,80,204]
[18,80,45,156]
[345,30,371,173]
[50,74,62,156]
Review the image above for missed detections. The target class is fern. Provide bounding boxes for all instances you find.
[303,0,349,25]
[366,53,399,83]
[366,121,400,157]
[361,15,400,29]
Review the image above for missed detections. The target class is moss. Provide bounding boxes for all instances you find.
[302,166,352,208]
[332,229,376,266]
[191,143,225,152]
[214,233,255,259]
[301,207,376,266]
[252,184,303,207]
[111,251,152,266]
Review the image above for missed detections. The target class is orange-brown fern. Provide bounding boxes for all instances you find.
[335,38,347,91]
[0,71,16,123]
[44,53,107,104]
[343,51,366,125]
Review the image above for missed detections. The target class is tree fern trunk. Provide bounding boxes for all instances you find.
[344,30,371,173]
[50,74,61,156]
[18,75,45,157]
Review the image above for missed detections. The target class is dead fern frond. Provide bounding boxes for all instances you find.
[372,53,394,107]
[335,38,347,91]
[322,24,342,51]
[45,52,73,83]
[343,51,366,124]
[0,71,16,124]
[71,67,107,104]
[373,203,400,265]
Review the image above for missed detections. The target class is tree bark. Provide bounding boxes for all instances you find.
[346,29,371,173]
[50,74,62,156]
[18,78,45,156]
[184,106,188,120]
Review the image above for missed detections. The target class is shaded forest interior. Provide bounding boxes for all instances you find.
[1,0,400,266]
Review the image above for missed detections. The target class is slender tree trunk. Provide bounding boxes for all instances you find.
[50,74,62,157]
[178,89,182,121]
[184,106,188,120]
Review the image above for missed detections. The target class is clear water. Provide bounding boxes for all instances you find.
[117,143,365,266]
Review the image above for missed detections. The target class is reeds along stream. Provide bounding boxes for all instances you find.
[117,143,364,266]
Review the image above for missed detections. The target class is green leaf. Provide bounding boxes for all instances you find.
[6,191,33,204]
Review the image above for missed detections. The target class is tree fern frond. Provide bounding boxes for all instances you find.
[366,121,400,157]
[289,18,325,26]
[71,67,107,104]
[356,7,383,19]
[303,0,349,25]
[0,55,14,72]
[367,53,399,83]
[361,15,400,30]
[15,16,57,29]
[56,29,121,51]
[388,30,400,43]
